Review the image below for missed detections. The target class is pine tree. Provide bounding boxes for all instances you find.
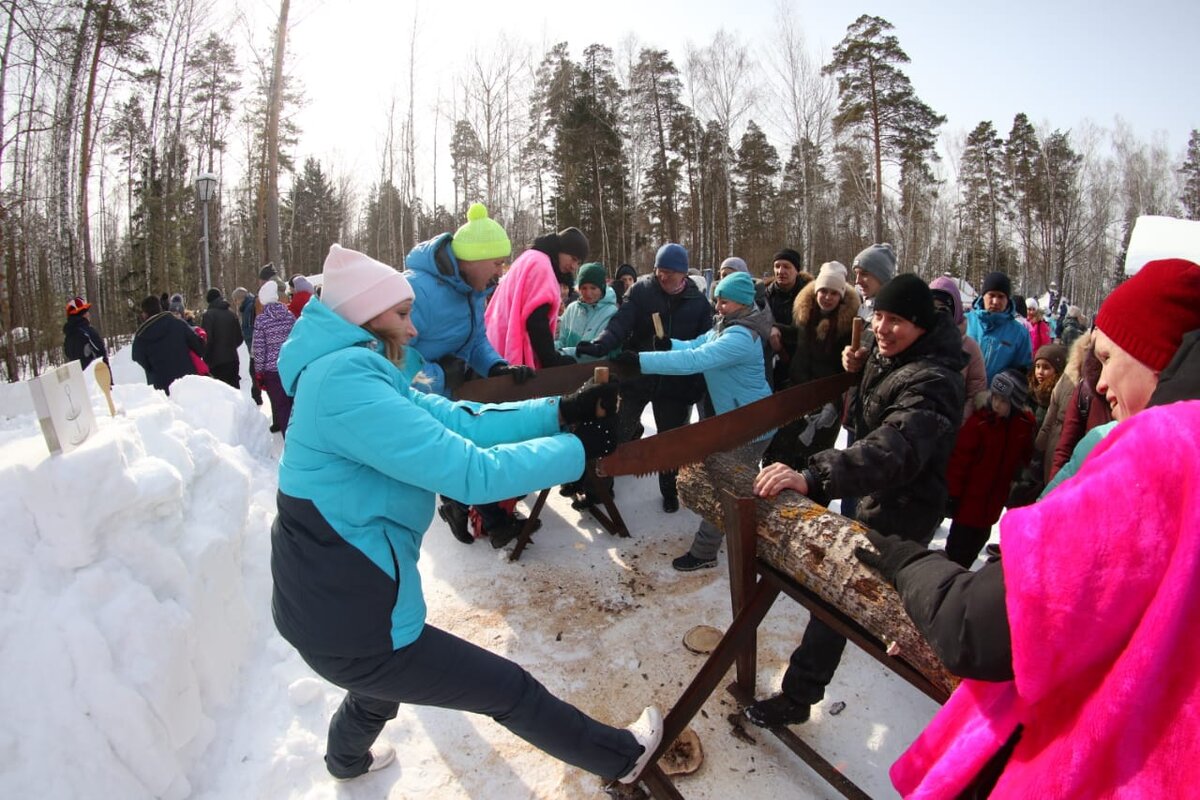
[284,158,345,276]
[732,121,780,267]
[823,14,945,243]
[1181,129,1200,220]
[449,120,483,214]
[1005,113,1042,276]
[958,121,1008,281]
[629,48,687,244]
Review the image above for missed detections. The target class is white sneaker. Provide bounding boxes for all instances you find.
[366,743,396,773]
[619,706,663,785]
[333,744,396,781]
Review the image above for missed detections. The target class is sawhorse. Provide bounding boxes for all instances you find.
[638,493,950,799]
[509,467,630,561]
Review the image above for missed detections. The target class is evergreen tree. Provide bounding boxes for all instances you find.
[732,121,780,267]
[1037,131,1083,290]
[629,48,687,244]
[824,14,945,243]
[283,158,345,276]
[958,121,1008,281]
[780,139,833,261]
[1005,113,1043,275]
[449,120,483,214]
[1181,129,1200,220]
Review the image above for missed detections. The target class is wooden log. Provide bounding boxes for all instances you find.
[678,451,959,698]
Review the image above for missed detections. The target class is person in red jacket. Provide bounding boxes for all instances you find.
[944,368,1036,568]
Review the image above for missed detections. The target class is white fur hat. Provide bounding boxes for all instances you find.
[320,244,414,325]
[814,261,848,296]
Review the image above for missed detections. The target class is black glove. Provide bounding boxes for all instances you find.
[574,340,606,358]
[560,379,621,425]
[488,363,536,384]
[653,335,672,351]
[573,418,618,462]
[853,529,934,585]
[611,350,640,368]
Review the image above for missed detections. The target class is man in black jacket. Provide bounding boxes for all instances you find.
[131,295,205,394]
[576,243,714,512]
[765,248,810,389]
[745,273,966,726]
[200,288,244,389]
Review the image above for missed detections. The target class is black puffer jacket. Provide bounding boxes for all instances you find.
[131,312,204,392]
[592,274,713,403]
[807,313,966,542]
[200,298,244,368]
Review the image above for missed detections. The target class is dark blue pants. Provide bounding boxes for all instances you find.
[300,625,640,780]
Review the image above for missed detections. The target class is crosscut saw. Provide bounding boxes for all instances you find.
[596,369,859,477]
[453,359,641,403]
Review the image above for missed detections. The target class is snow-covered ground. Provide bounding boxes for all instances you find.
[0,346,965,799]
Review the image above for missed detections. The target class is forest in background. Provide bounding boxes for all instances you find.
[3,1,1199,381]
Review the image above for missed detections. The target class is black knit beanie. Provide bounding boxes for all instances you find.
[873,273,936,331]
[773,248,802,271]
[982,271,1012,298]
[206,288,222,304]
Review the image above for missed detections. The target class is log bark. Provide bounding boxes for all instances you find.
[678,451,958,698]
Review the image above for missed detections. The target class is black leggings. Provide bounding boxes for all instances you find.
[300,624,640,780]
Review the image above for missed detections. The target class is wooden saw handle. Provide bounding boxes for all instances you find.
[652,312,665,340]
[851,317,864,351]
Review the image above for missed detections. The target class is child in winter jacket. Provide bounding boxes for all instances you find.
[1028,343,1067,429]
[555,262,618,361]
[271,244,661,785]
[252,280,296,436]
[944,368,1037,568]
[614,270,773,571]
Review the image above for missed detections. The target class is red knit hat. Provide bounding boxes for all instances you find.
[1095,259,1200,372]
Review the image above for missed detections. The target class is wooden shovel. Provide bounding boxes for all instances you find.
[93,361,117,417]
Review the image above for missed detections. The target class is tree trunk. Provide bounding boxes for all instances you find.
[78,0,113,307]
[264,0,290,272]
[678,451,959,698]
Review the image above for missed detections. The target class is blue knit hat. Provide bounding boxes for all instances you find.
[654,242,689,273]
[715,272,756,307]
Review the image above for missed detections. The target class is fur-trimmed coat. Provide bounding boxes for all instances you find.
[787,281,861,386]
[1034,332,1088,484]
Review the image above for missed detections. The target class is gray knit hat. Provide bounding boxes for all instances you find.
[719,256,749,275]
[991,368,1029,408]
[852,243,896,284]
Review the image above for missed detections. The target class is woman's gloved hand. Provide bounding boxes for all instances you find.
[573,418,618,462]
[560,379,621,425]
[853,529,935,585]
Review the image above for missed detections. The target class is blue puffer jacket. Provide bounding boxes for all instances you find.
[404,233,505,396]
[639,318,774,442]
[965,306,1033,383]
[271,299,584,656]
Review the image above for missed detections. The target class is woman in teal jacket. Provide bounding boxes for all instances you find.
[614,271,773,571]
[271,244,661,785]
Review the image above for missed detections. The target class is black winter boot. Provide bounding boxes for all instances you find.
[438,502,474,544]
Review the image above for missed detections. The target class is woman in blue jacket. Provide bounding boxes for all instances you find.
[614,271,773,571]
[271,244,661,785]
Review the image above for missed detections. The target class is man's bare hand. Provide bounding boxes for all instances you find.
[753,462,810,498]
[842,345,868,373]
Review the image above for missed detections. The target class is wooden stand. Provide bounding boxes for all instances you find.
[639,490,951,799]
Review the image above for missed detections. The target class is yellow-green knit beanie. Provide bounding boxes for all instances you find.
[450,203,512,262]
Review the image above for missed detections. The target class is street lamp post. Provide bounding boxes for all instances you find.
[195,172,219,290]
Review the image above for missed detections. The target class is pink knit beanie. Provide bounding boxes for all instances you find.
[320,244,414,325]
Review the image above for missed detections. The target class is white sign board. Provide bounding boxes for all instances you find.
[1124,216,1200,276]
[28,360,96,455]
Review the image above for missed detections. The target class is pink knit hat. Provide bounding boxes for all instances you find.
[320,244,414,325]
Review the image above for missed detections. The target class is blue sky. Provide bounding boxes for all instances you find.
[234,0,1199,198]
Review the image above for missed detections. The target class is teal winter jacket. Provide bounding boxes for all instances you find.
[965,306,1033,383]
[555,286,619,360]
[639,321,774,441]
[271,299,585,656]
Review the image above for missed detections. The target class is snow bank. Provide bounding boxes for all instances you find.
[0,370,273,799]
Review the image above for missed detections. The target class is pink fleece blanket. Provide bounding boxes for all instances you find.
[484,248,561,367]
[892,400,1200,799]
